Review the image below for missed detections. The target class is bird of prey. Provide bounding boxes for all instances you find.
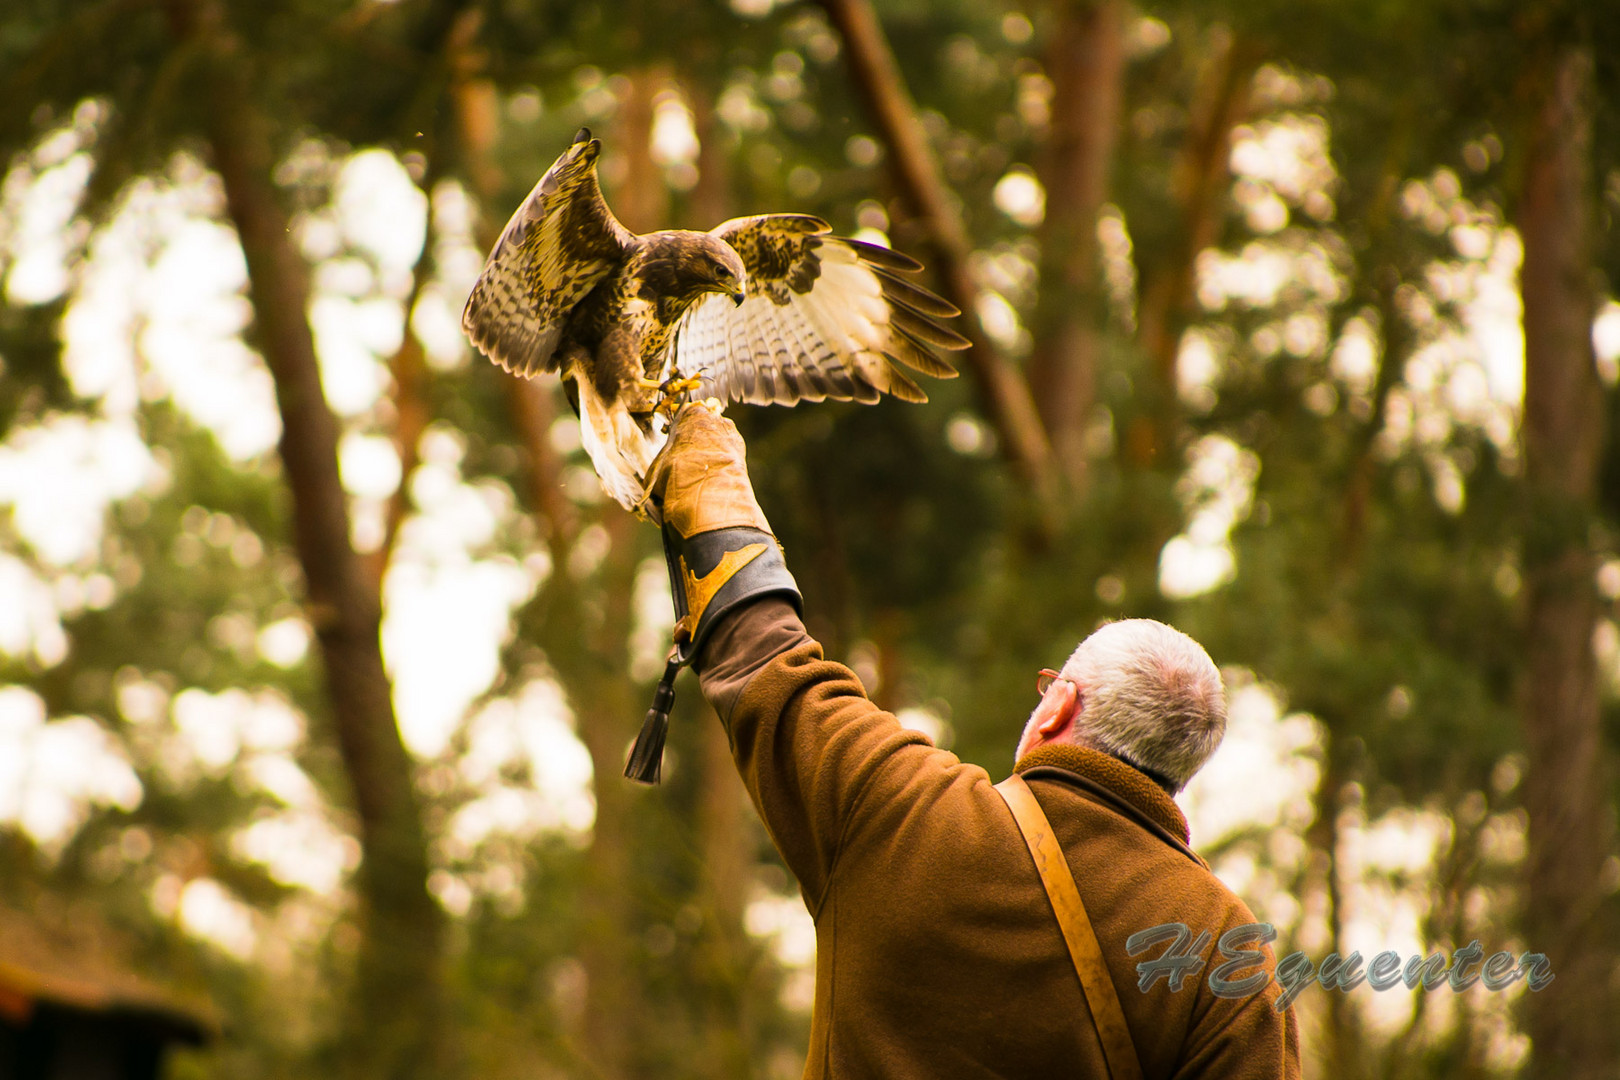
[462,128,969,518]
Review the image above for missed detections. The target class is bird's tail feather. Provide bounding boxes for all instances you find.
[575,377,666,518]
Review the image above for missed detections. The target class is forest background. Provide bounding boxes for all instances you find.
[0,0,1616,1078]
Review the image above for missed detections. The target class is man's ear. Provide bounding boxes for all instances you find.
[1033,679,1081,740]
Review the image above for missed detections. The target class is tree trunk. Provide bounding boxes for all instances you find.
[454,59,665,1078]
[560,71,669,1080]
[166,3,446,1078]
[818,0,1053,492]
[612,67,672,238]
[696,709,756,1079]
[564,517,645,1080]
[1515,43,1617,1080]
[368,205,436,585]
[1028,0,1124,491]
[1302,730,1356,1076]
[446,35,581,567]
[1133,30,1257,467]
[684,80,732,232]
[683,79,760,1079]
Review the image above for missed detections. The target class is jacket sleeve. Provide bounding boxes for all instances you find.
[1170,907,1302,1080]
[695,598,932,915]
[1171,993,1300,1080]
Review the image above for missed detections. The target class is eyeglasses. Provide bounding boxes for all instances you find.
[1037,668,1065,696]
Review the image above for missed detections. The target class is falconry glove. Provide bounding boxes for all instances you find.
[647,403,801,662]
[624,403,801,783]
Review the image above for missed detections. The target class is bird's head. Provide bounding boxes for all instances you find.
[697,236,748,306]
[639,232,749,310]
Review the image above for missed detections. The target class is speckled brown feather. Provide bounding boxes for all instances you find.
[461,132,635,377]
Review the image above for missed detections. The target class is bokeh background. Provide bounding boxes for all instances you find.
[1,0,1617,1077]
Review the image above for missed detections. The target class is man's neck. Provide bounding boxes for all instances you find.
[1013,743,1192,847]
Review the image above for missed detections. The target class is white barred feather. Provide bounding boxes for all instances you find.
[669,216,966,409]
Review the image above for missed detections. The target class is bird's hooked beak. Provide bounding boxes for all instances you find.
[731,290,746,307]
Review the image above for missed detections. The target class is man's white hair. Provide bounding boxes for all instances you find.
[1060,619,1226,793]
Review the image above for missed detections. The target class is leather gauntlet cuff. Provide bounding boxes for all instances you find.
[665,525,802,666]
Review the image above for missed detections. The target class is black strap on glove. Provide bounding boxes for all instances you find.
[623,525,801,784]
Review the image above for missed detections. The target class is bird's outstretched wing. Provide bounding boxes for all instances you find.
[462,129,635,377]
[670,215,968,406]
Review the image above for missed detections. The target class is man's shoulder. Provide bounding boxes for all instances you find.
[1015,765,1296,1077]
[1022,763,1202,864]
[1025,767,1257,924]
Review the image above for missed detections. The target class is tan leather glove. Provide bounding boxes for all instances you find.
[644,404,772,538]
[645,403,801,665]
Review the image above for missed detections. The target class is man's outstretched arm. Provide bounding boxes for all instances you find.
[648,406,932,913]
[695,600,933,914]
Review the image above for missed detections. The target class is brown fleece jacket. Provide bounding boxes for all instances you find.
[697,599,1301,1080]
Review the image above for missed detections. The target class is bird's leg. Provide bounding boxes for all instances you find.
[626,376,665,414]
[652,371,708,420]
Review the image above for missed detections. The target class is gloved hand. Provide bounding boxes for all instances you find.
[645,403,801,666]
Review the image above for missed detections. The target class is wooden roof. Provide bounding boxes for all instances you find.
[0,900,215,1045]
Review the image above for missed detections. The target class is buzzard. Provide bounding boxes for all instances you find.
[462,128,970,518]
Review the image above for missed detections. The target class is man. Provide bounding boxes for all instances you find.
[646,405,1301,1079]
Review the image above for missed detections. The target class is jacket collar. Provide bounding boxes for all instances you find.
[1013,744,1191,846]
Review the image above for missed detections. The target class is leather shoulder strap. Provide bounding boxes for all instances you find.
[996,773,1144,1080]
[1020,765,1207,870]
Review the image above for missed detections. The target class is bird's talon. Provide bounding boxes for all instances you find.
[631,487,660,524]
[659,374,705,398]
[650,374,707,421]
